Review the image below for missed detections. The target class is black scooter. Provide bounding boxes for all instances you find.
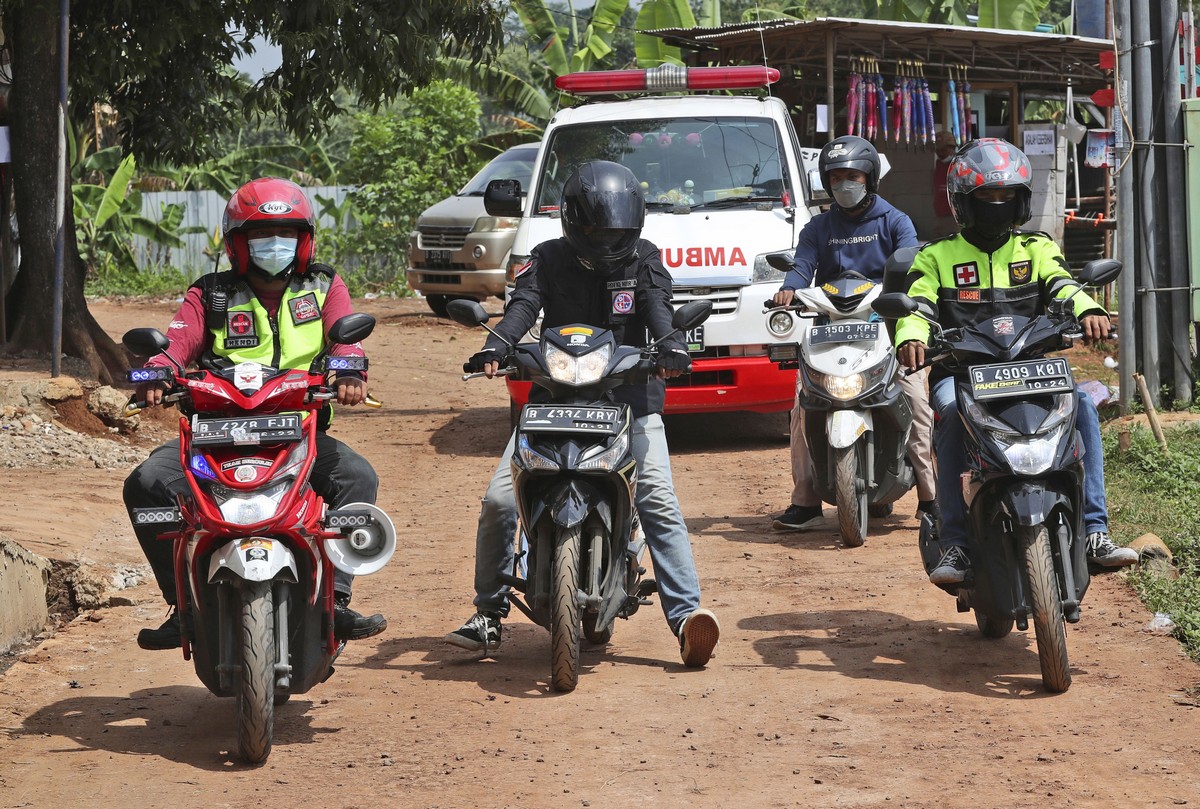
[447,298,711,692]
[873,258,1122,693]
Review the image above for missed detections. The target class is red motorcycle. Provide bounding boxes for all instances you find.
[123,313,395,763]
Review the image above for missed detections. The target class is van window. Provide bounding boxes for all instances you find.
[534,117,792,214]
[459,147,538,196]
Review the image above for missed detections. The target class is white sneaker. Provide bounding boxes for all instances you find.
[678,608,720,667]
[1086,532,1138,568]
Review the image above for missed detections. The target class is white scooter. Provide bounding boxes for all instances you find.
[766,254,915,547]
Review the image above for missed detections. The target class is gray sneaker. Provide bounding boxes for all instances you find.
[929,546,971,585]
[1086,532,1138,568]
[444,611,503,652]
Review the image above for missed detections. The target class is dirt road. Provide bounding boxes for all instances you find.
[1,297,1197,809]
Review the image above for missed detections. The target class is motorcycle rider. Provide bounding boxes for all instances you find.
[444,160,721,667]
[893,138,1138,585]
[123,177,388,649]
[770,135,937,531]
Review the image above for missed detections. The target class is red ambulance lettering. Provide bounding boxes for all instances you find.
[660,247,747,268]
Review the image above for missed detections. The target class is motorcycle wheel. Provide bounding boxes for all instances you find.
[1020,525,1072,693]
[974,609,1015,639]
[236,580,275,763]
[550,525,582,692]
[833,444,867,548]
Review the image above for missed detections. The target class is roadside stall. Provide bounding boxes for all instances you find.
[647,18,1115,264]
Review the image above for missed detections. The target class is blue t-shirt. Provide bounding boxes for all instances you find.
[781,196,918,289]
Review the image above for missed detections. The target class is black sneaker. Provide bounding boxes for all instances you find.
[444,611,503,652]
[137,607,183,650]
[771,504,824,531]
[1086,532,1138,568]
[929,546,971,585]
[333,595,388,641]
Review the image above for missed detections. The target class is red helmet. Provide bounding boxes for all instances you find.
[222,177,316,275]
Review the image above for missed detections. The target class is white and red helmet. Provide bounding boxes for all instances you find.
[222,177,316,275]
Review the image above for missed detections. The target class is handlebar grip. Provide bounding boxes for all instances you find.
[461,367,513,382]
[124,397,146,417]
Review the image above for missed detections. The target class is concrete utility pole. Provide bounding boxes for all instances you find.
[1114,0,1137,413]
[1131,0,1162,404]
[1159,0,1194,405]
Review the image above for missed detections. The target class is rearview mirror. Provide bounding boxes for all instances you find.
[484,179,523,218]
[327,313,376,345]
[122,328,170,357]
[446,298,490,328]
[1078,258,1122,288]
[764,252,794,274]
[872,292,919,320]
[672,300,712,332]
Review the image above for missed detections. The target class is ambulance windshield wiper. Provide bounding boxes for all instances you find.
[690,194,784,210]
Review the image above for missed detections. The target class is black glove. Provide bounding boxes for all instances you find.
[657,347,692,375]
[464,349,499,373]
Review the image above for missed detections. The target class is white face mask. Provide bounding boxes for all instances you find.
[247,236,298,275]
[831,179,868,209]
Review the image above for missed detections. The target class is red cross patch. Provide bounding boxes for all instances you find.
[228,311,255,336]
[953,262,979,287]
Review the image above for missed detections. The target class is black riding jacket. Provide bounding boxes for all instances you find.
[483,237,684,417]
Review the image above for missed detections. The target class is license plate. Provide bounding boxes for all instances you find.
[645,326,704,353]
[192,413,304,446]
[426,249,451,266]
[809,321,879,345]
[969,357,1074,401]
[519,405,622,435]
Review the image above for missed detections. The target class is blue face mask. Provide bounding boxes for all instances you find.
[247,236,298,275]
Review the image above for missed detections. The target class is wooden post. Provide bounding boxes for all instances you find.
[1134,372,1169,454]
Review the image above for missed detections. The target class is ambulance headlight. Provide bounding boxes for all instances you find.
[768,310,794,336]
[752,253,788,284]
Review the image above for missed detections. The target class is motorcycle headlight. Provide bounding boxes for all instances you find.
[211,478,293,525]
[546,343,611,385]
[516,433,559,471]
[996,423,1068,475]
[1038,391,1076,432]
[963,396,1021,437]
[576,433,630,472]
[809,370,864,400]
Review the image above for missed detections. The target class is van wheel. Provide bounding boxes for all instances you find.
[426,295,450,318]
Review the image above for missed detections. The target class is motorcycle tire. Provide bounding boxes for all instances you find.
[550,525,583,692]
[974,609,1015,639]
[833,444,867,548]
[237,580,275,763]
[1020,524,1072,693]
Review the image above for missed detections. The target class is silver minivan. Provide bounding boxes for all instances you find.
[406,142,538,316]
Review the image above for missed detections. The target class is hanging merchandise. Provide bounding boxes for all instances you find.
[876,59,889,144]
[846,64,861,136]
[958,66,971,142]
[922,74,935,145]
[865,65,877,141]
[901,62,912,146]
[892,72,903,146]
[948,65,961,144]
[912,63,926,146]
[856,59,868,138]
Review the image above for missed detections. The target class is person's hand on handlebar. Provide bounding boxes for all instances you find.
[135,381,169,407]
[464,349,503,379]
[335,376,367,406]
[657,348,691,379]
[1081,313,1112,344]
[771,289,796,308]
[898,340,926,371]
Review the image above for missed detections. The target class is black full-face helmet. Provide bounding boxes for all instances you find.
[947,138,1033,230]
[560,160,646,271]
[819,135,881,196]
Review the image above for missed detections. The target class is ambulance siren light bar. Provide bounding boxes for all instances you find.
[556,65,780,95]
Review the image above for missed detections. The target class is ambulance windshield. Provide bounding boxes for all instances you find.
[533,117,792,215]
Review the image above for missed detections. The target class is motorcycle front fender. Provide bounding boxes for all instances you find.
[548,479,606,529]
[207,537,299,584]
[999,481,1071,527]
[827,409,872,449]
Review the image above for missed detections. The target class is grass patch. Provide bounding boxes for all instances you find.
[1103,423,1200,660]
[85,264,192,298]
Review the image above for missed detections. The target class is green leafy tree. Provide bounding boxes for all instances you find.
[2,0,504,383]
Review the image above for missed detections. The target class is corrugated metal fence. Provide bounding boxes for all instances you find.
[133,185,355,280]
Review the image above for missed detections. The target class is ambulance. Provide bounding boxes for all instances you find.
[490,64,822,416]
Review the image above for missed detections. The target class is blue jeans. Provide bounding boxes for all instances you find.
[931,377,1109,550]
[473,413,702,633]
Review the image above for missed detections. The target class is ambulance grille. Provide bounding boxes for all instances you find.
[671,286,740,316]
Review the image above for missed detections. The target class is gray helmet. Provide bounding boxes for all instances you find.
[819,135,881,195]
[947,138,1033,228]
